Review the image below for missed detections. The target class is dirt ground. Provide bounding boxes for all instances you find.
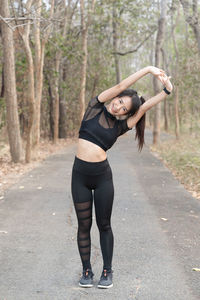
[0,137,77,199]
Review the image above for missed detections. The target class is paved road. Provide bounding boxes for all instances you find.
[0,130,200,300]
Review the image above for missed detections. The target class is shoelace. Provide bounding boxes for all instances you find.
[103,269,107,277]
[83,268,92,278]
[103,269,113,275]
[102,269,113,278]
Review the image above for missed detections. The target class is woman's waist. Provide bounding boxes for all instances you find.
[73,153,111,176]
[76,138,107,162]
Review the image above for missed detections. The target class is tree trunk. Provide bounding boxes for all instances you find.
[19,0,35,163]
[79,0,88,122]
[179,0,200,55]
[163,98,168,131]
[53,0,70,142]
[171,2,180,139]
[112,4,121,84]
[59,0,79,139]
[0,0,23,163]
[79,0,96,122]
[32,0,55,147]
[47,79,54,139]
[1,66,4,98]
[59,59,68,139]
[175,86,180,139]
[33,0,42,148]
[22,37,35,163]
[153,0,166,145]
[53,56,60,143]
[59,96,68,138]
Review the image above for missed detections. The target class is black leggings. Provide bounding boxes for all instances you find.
[71,156,114,271]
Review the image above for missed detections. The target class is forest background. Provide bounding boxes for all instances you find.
[0,0,200,199]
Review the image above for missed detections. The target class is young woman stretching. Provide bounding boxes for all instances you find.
[71,66,173,289]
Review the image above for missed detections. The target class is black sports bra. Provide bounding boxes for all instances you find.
[78,96,132,151]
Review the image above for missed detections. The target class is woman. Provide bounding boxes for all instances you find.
[71,66,173,289]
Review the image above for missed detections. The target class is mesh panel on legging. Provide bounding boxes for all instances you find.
[74,200,93,270]
[71,156,114,272]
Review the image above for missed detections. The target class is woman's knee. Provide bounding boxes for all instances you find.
[96,218,112,232]
[78,218,92,233]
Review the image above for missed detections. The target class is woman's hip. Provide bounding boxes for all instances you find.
[72,155,112,176]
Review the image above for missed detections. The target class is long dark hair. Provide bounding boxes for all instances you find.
[117,89,146,152]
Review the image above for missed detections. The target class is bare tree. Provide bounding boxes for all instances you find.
[153,0,167,145]
[79,0,96,122]
[112,4,121,84]
[179,0,200,55]
[171,2,181,139]
[51,0,70,143]
[33,0,55,147]
[51,0,78,139]
[0,0,23,163]
[18,0,35,163]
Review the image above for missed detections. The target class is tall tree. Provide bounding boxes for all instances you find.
[0,0,23,162]
[79,0,96,122]
[18,0,35,163]
[153,0,167,144]
[51,0,70,143]
[171,1,180,139]
[33,0,42,148]
[33,0,55,147]
[179,0,200,55]
[112,3,121,84]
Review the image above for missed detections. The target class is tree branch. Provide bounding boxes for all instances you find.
[112,27,157,56]
[0,15,15,30]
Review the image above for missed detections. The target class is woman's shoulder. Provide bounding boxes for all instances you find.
[88,95,104,107]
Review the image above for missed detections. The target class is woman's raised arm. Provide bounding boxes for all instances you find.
[98,66,165,103]
[127,74,173,129]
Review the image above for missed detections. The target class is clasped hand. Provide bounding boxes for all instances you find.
[148,66,173,92]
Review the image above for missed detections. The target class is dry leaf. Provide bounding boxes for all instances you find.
[192,268,200,272]
[161,218,168,221]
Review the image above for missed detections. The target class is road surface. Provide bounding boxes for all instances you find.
[0,130,200,300]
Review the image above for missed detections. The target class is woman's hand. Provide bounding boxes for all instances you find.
[148,66,173,92]
[148,66,165,77]
[158,73,173,92]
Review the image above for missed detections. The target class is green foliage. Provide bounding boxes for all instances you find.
[0,0,199,141]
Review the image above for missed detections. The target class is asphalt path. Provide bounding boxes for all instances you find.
[0,129,200,300]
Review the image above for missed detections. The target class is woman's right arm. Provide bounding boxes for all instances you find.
[98,66,165,103]
[127,74,173,129]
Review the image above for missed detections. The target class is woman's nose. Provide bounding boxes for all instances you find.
[115,103,120,110]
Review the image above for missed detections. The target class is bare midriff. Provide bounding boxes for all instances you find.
[76,138,107,162]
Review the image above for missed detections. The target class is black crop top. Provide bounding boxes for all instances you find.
[78,96,132,151]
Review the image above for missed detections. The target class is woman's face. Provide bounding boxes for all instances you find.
[107,96,132,116]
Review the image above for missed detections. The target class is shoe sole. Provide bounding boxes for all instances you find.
[97,283,113,289]
[79,283,94,288]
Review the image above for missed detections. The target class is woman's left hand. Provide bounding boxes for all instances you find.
[158,73,173,92]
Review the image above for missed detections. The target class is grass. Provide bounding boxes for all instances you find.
[150,135,200,199]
